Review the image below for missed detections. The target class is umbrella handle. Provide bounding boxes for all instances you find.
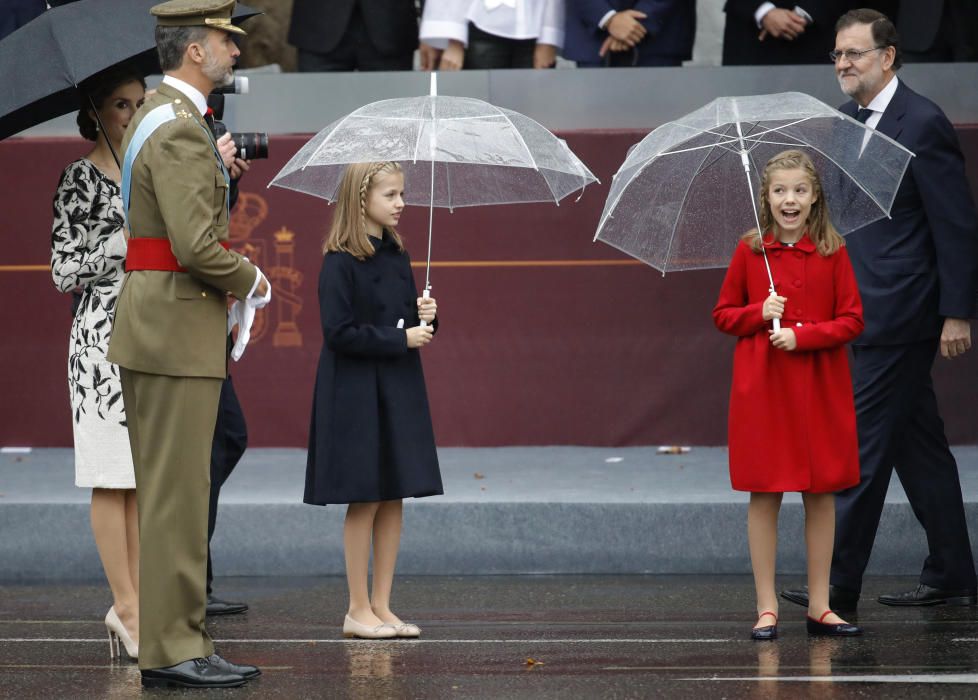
[419,287,431,328]
[772,318,781,332]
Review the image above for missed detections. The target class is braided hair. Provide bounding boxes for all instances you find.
[325,162,405,259]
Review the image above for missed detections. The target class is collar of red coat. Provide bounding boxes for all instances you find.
[761,232,816,253]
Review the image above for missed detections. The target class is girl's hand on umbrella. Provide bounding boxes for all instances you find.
[769,328,797,351]
[417,296,437,323]
[762,294,786,321]
[407,325,434,349]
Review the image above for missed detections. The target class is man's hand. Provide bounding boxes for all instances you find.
[533,43,557,69]
[606,10,648,48]
[439,40,464,71]
[229,157,250,180]
[599,36,630,57]
[759,8,808,41]
[217,132,236,170]
[419,42,443,71]
[941,317,972,358]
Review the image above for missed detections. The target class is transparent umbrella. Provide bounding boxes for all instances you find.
[593,92,914,330]
[270,74,598,304]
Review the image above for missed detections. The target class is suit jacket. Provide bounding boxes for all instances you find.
[107,83,258,378]
[288,0,420,57]
[839,79,978,346]
[563,0,695,63]
[722,0,847,65]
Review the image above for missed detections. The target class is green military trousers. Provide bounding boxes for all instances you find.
[120,368,223,670]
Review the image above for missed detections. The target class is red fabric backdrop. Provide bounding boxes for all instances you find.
[3,129,978,447]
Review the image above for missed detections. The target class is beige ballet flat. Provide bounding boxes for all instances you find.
[343,614,397,640]
[388,622,421,638]
[105,607,138,660]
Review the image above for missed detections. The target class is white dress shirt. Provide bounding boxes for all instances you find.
[857,74,899,150]
[420,0,564,49]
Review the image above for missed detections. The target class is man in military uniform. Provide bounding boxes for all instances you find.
[108,0,269,688]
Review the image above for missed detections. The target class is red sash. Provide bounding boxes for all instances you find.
[126,238,231,272]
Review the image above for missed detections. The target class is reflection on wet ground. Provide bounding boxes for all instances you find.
[2,575,978,698]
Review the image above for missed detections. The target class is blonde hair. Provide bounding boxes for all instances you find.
[742,149,844,257]
[324,162,404,259]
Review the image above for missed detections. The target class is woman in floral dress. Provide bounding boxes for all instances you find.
[50,65,146,660]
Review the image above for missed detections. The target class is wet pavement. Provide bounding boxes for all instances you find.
[3,575,978,698]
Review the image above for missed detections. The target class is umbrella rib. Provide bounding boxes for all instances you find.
[299,110,360,172]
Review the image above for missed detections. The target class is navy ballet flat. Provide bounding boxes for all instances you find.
[806,610,862,636]
[751,611,778,641]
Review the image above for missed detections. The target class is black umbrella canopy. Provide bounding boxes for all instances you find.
[0,0,260,141]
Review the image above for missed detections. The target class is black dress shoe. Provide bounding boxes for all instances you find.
[140,657,247,688]
[806,611,862,637]
[780,584,860,612]
[207,595,249,616]
[877,584,978,607]
[208,653,261,680]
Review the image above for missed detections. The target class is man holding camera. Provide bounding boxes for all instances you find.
[108,0,270,688]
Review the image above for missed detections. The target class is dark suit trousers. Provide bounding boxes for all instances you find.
[296,5,413,71]
[206,373,248,595]
[831,339,977,592]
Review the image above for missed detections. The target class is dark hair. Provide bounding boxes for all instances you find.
[835,8,902,70]
[155,24,210,72]
[76,65,146,141]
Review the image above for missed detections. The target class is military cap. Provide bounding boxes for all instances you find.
[151,0,246,35]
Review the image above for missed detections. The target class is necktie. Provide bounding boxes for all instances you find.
[856,107,873,124]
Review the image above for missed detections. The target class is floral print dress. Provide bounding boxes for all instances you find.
[51,159,134,488]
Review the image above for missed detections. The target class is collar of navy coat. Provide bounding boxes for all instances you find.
[761,232,816,253]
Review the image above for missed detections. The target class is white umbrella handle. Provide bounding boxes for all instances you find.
[420,287,431,328]
[772,317,781,332]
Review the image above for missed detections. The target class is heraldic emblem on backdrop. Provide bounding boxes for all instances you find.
[229,192,304,348]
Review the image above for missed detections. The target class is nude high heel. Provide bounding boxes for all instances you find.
[105,607,138,660]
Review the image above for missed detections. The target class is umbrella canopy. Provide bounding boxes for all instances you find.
[270,74,598,295]
[594,92,914,274]
[269,89,598,209]
[0,0,260,141]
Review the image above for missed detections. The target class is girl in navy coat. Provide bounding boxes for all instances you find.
[305,161,443,639]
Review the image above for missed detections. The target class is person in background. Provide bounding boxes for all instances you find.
[897,0,978,63]
[289,0,420,71]
[418,0,564,71]
[563,0,695,68]
[722,1,847,65]
[0,0,44,41]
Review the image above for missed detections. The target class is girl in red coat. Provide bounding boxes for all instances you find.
[713,150,864,640]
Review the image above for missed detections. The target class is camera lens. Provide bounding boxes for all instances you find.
[232,132,268,160]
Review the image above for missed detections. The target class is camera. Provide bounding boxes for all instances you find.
[206,77,269,161]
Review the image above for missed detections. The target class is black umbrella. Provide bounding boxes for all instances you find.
[0,0,260,142]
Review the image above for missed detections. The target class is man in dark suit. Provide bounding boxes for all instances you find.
[288,0,419,71]
[564,0,695,67]
[782,8,978,613]
[722,1,848,65]
[897,0,978,62]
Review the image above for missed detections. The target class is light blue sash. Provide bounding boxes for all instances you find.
[121,103,230,230]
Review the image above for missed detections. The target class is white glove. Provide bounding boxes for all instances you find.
[230,274,272,361]
[231,301,256,361]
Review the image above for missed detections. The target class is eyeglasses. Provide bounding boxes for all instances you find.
[829,47,885,63]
